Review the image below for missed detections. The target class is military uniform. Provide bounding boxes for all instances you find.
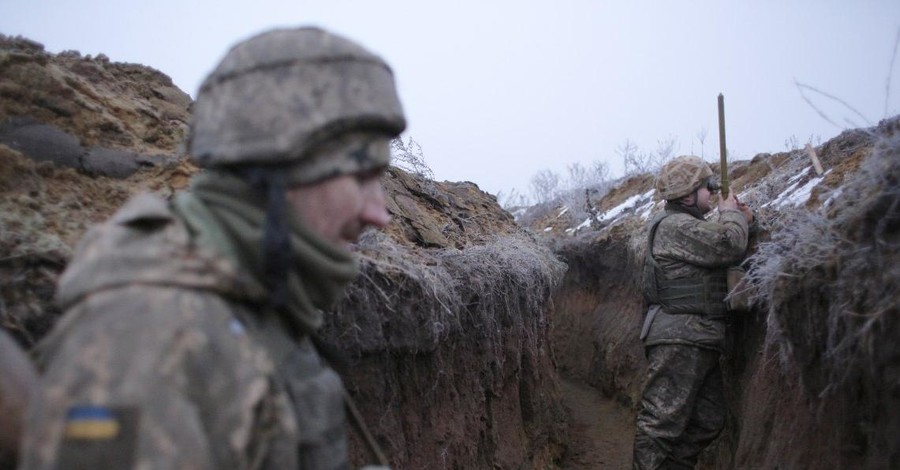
[20,27,404,470]
[0,329,36,467]
[633,156,750,470]
[20,188,352,469]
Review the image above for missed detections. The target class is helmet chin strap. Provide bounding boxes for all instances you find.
[236,167,293,311]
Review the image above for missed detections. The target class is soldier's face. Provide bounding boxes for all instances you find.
[285,167,391,248]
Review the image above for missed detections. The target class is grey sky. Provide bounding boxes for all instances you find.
[2,1,898,201]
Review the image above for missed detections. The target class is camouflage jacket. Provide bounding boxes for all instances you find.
[20,193,351,470]
[643,208,749,352]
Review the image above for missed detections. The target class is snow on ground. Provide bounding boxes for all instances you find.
[636,199,657,220]
[597,190,654,223]
[824,187,843,208]
[563,189,656,235]
[575,217,592,231]
[764,166,831,208]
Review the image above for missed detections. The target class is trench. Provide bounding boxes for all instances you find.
[555,377,636,469]
[546,232,647,469]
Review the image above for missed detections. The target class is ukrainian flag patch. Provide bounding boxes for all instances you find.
[58,405,140,468]
[63,406,120,440]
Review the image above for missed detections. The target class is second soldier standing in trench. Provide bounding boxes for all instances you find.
[632,155,753,470]
[20,27,404,469]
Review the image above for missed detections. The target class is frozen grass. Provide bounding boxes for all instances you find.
[745,121,898,379]
[326,230,567,356]
[740,117,900,463]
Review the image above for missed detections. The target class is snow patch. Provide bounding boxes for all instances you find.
[596,191,651,223]
[575,217,592,230]
[765,167,831,208]
[824,187,843,208]
[636,200,656,220]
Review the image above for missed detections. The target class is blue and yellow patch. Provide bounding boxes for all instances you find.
[63,406,120,440]
[58,405,140,468]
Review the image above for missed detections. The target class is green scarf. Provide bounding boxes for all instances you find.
[173,170,359,332]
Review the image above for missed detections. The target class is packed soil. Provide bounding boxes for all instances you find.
[557,378,636,470]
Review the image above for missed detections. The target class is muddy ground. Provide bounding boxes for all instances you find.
[557,378,636,469]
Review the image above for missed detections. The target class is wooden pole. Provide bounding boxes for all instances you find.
[717,93,730,198]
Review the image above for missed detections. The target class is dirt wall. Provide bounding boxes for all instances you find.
[549,223,646,406]
[322,217,569,468]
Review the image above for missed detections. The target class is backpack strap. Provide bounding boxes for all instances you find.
[642,212,670,304]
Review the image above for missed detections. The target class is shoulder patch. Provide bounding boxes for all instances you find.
[64,406,120,439]
[57,405,140,469]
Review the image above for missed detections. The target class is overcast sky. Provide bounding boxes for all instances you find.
[2,1,898,201]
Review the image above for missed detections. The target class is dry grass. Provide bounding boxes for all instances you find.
[326,230,567,356]
[740,117,900,464]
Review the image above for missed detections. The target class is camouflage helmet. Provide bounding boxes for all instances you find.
[655,155,713,200]
[187,27,406,171]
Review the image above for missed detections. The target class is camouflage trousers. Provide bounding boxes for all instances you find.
[632,344,725,470]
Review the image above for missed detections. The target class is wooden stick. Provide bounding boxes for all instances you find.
[717,94,730,198]
[805,143,824,175]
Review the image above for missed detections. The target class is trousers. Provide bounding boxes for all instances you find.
[632,344,725,470]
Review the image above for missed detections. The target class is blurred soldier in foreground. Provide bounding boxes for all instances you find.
[0,330,37,468]
[20,26,404,469]
[633,155,753,469]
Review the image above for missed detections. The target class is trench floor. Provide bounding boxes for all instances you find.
[556,377,636,470]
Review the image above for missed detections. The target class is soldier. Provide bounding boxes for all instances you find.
[20,26,404,469]
[632,155,753,469]
[0,330,37,468]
